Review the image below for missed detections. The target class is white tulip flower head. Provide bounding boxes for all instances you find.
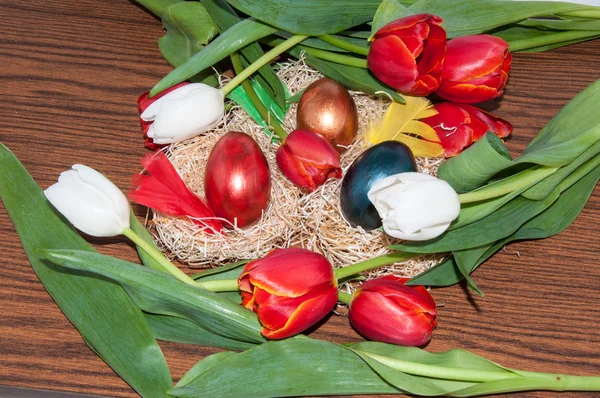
[44,164,130,237]
[141,83,225,144]
[367,172,460,241]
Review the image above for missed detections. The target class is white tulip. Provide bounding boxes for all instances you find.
[44,165,130,237]
[367,172,460,241]
[141,83,224,144]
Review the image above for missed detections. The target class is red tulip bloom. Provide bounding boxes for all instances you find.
[367,14,447,96]
[422,102,512,156]
[436,35,512,103]
[137,82,189,150]
[239,248,338,339]
[349,276,437,346]
[276,130,342,192]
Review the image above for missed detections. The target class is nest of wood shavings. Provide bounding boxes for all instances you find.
[149,57,445,281]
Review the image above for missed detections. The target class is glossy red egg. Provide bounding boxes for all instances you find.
[204,132,271,228]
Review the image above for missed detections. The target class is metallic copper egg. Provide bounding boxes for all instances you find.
[297,78,358,153]
[204,132,271,229]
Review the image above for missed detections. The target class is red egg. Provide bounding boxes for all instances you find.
[204,132,271,228]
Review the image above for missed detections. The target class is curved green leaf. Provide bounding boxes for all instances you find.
[150,18,277,96]
[409,0,593,38]
[225,0,381,35]
[42,249,265,345]
[0,144,172,397]
[169,338,399,397]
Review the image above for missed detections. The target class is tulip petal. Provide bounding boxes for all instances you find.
[141,83,225,144]
[276,143,318,191]
[45,177,126,237]
[284,130,341,169]
[437,82,502,104]
[260,286,338,339]
[442,35,509,83]
[242,248,335,298]
[368,35,419,93]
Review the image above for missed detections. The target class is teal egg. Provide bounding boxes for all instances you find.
[340,141,417,230]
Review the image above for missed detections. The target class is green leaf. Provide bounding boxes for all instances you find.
[0,144,172,397]
[225,0,381,35]
[200,0,287,112]
[284,45,404,103]
[158,2,217,68]
[150,18,277,96]
[370,0,413,40]
[145,313,253,350]
[409,0,592,38]
[169,338,399,397]
[134,0,183,17]
[42,249,266,345]
[409,161,600,287]
[351,341,519,386]
[175,351,238,388]
[519,77,600,166]
[523,140,600,200]
[438,133,515,193]
[392,188,559,254]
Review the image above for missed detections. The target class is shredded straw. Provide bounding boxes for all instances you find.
[148,58,445,286]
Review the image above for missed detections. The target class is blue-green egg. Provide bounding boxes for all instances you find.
[340,141,417,230]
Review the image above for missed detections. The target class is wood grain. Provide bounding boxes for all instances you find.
[1,1,599,397]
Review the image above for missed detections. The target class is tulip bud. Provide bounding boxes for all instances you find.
[436,35,512,104]
[139,83,225,145]
[238,248,338,339]
[367,172,460,241]
[349,276,437,346]
[276,129,342,192]
[422,102,513,156]
[44,165,130,237]
[367,14,447,96]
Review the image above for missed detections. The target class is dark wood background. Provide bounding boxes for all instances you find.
[1,1,599,397]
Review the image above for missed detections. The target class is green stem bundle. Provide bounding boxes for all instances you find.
[221,34,308,96]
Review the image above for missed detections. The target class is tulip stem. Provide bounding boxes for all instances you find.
[301,47,369,68]
[354,350,600,393]
[318,34,370,56]
[457,166,559,204]
[123,227,239,291]
[221,34,308,97]
[230,52,288,140]
[337,290,353,305]
[508,30,599,52]
[334,252,421,281]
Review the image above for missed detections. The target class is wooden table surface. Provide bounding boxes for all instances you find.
[1,1,599,397]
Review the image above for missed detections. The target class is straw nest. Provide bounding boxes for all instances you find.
[148,57,445,283]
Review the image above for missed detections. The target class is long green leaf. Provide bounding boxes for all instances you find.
[144,313,254,350]
[42,249,265,345]
[409,0,592,38]
[225,0,381,35]
[409,162,600,286]
[0,144,172,397]
[150,18,277,96]
[200,0,287,111]
[392,189,559,254]
[169,338,400,397]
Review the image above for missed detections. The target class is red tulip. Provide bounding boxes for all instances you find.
[367,14,447,96]
[422,102,512,156]
[204,132,271,229]
[349,276,437,346]
[238,248,338,339]
[137,82,189,150]
[436,35,512,103]
[276,130,342,192]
